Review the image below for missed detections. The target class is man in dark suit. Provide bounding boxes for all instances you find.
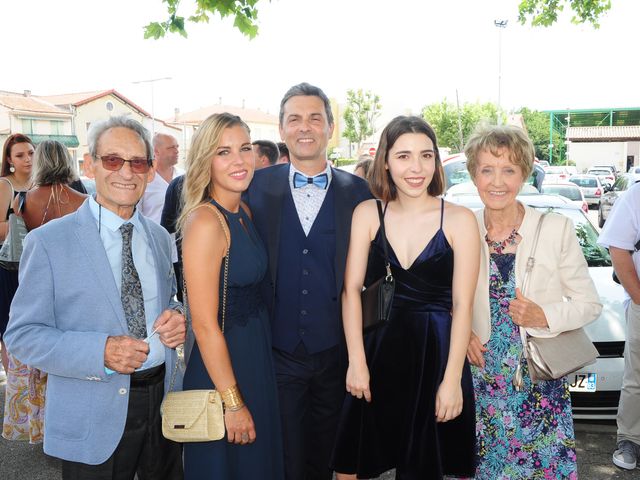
[160,175,184,302]
[244,83,372,480]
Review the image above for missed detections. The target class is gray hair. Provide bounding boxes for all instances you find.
[87,116,153,161]
[279,82,334,126]
[31,140,78,186]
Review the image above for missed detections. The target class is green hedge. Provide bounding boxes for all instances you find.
[334,158,358,167]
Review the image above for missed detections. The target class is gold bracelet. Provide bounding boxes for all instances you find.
[220,384,245,411]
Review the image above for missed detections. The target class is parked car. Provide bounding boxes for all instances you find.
[568,174,603,208]
[598,173,639,227]
[587,168,615,187]
[627,165,640,183]
[442,153,545,192]
[592,164,618,178]
[446,191,626,420]
[543,165,571,183]
[541,183,588,213]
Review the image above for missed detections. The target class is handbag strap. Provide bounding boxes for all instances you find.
[518,211,549,348]
[520,211,548,296]
[168,202,230,393]
[375,200,393,280]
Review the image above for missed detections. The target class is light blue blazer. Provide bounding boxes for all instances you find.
[4,200,183,465]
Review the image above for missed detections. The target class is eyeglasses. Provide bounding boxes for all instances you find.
[95,155,152,174]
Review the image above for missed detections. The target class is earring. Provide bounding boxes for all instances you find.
[9,165,15,173]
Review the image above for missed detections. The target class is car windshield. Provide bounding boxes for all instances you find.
[534,207,611,267]
[546,167,566,174]
[588,170,610,175]
[444,159,538,190]
[541,185,582,201]
[570,177,597,187]
[443,161,471,189]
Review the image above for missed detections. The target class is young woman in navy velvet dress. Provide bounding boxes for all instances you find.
[331,116,480,479]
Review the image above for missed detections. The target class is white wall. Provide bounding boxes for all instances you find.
[567,142,627,173]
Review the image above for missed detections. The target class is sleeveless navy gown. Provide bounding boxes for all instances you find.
[182,200,284,479]
[331,200,476,479]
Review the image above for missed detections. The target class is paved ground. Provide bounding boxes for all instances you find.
[0,370,637,479]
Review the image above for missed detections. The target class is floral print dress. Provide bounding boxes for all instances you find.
[471,253,577,480]
[2,353,46,443]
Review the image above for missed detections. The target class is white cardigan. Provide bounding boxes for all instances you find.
[472,204,602,344]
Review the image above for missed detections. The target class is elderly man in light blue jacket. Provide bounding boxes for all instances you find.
[5,116,185,479]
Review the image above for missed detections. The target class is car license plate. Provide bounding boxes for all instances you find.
[569,373,597,392]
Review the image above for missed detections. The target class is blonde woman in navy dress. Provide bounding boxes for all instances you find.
[179,112,284,479]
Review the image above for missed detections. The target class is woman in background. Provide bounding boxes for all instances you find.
[0,134,33,376]
[3,140,86,443]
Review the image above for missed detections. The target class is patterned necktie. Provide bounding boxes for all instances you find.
[120,223,147,339]
[293,172,329,189]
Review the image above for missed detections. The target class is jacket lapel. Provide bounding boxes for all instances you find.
[73,202,128,333]
[264,166,289,287]
[332,169,352,295]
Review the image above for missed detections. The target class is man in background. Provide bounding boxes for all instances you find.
[139,133,182,224]
[277,141,290,163]
[252,139,279,169]
[598,181,640,471]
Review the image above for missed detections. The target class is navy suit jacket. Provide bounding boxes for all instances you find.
[244,164,372,313]
[4,200,181,465]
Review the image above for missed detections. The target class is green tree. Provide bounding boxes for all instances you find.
[518,0,611,28]
[145,1,613,39]
[145,0,267,39]
[421,100,502,152]
[517,107,564,162]
[342,89,382,154]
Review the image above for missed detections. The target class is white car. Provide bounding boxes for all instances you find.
[446,191,626,420]
[568,174,604,208]
[541,183,588,214]
[543,166,572,183]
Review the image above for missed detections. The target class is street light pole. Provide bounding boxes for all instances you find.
[494,19,508,126]
[133,77,172,138]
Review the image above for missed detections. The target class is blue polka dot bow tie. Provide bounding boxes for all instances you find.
[293,172,329,189]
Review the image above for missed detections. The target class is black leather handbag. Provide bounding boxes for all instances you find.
[361,200,395,333]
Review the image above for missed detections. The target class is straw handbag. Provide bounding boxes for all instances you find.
[161,203,229,442]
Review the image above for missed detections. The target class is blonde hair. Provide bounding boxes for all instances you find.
[464,125,534,180]
[177,113,250,234]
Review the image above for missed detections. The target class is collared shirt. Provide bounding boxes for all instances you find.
[89,196,163,370]
[139,166,184,224]
[598,182,640,309]
[288,162,333,236]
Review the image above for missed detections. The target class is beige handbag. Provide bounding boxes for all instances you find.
[513,212,598,389]
[161,203,230,442]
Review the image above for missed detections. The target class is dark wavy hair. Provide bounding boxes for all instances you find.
[368,116,444,202]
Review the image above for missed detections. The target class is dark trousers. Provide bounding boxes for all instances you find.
[273,343,345,480]
[62,364,183,480]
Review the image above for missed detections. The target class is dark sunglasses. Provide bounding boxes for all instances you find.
[96,155,152,174]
